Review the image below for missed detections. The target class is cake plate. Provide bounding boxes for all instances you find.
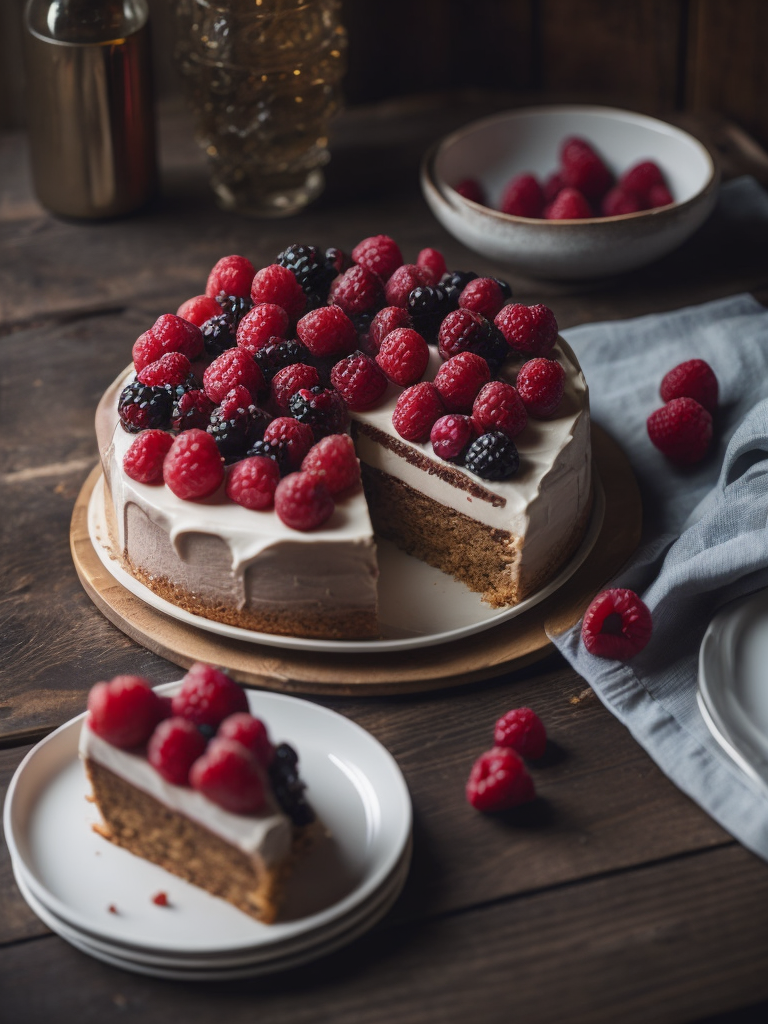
[71,425,641,695]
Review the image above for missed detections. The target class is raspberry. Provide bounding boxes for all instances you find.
[473,381,527,439]
[226,455,280,509]
[392,382,445,442]
[601,186,644,217]
[176,295,222,326]
[190,738,266,815]
[352,234,403,281]
[201,313,237,359]
[648,183,674,208]
[203,348,264,403]
[619,160,664,200]
[385,264,429,308]
[376,328,429,387]
[494,708,547,760]
[458,278,507,320]
[149,314,204,364]
[660,359,718,414]
[172,662,249,729]
[369,306,413,351]
[147,717,207,785]
[545,187,594,220]
[118,381,173,432]
[434,352,491,413]
[466,747,535,811]
[407,284,454,342]
[236,303,289,355]
[171,388,214,432]
[516,358,565,417]
[430,414,476,461]
[495,303,558,357]
[254,339,312,384]
[263,416,315,469]
[205,255,256,300]
[301,434,360,494]
[123,429,174,484]
[330,352,388,410]
[270,363,321,413]
[288,386,349,437]
[274,471,335,530]
[581,588,653,659]
[136,352,193,388]
[132,330,164,371]
[499,173,544,217]
[647,397,713,465]
[454,178,486,204]
[218,713,274,768]
[329,264,384,317]
[560,136,613,202]
[543,171,565,203]
[152,892,169,906]
[163,429,224,499]
[437,308,502,367]
[87,676,167,749]
[250,264,306,321]
[464,431,520,480]
[416,248,447,285]
[297,305,357,358]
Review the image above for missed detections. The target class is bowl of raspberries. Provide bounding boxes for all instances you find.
[421,105,719,280]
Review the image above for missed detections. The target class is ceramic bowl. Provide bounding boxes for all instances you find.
[421,105,719,280]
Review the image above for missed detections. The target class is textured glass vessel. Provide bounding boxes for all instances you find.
[174,0,347,217]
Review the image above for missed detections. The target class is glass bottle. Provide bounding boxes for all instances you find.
[23,0,158,218]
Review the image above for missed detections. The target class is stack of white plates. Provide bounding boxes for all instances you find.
[4,687,412,980]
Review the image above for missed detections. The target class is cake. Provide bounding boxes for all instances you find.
[80,665,317,923]
[94,242,592,640]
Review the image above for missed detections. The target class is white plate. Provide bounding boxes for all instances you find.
[88,472,604,654]
[698,588,768,790]
[4,685,412,956]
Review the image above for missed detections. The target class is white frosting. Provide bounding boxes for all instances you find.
[79,723,293,865]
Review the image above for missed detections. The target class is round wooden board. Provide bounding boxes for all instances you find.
[70,426,640,695]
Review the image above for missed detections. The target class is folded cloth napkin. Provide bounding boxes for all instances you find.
[550,178,768,856]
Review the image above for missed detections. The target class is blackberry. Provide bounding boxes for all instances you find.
[440,270,478,304]
[288,386,349,437]
[351,310,376,340]
[207,404,272,463]
[245,437,291,475]
[276,244,337,301]
[472,322,509,373]
[267,743,314,827]
[201,313,237,359]
[215,293,253,326]
[407,284,454,342]
[325,246,349,276]
[118,381,173,433]
[254,339,312,383]
[464,431,520,480]
[171,388,214,432]
[491,277,513,301]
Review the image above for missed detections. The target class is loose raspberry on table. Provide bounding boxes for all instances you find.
[560,136,613,202]
[581,588,653,660]
[330,352,388,410]
[88,675,168,749]
[176,295,222,327]
[351,234,403,281]
[250,264,306,321]
[430,414,476,461]
[137,351,193,388]
[148,717,208,785]
[329,264,384,317]
[218,713,274,768]
[619,160,664,201]
[301,434,361,494]
[226,455,281,509]
[499,173,545,218]
[647,397,713,464]
[376,327,430,386]
[434,351,491,413]
[543,171,565,203]
[416,247,448,285]
[123,429,174,484]
[163,429,224,500]
[274,471,335,530]
[297,305,358,358]
[236,303,289,355]
[392,382,445,442]
[472,381,527,439]
[254,339,312,384]
[369,306,413,352]
[385,264,429,308]
[647,183,674,208]
[205,255,256,300]
[172,662,249,729]
[545,187,594,220]
[118,381,173,433]
[458,278,508,320]
[201,313,237,360]
[660,359,718,413]
[495,303,558,357]
[270,363,321,413]
[464,431,520,480]
[263,416,315,469]
[454,178,486,205]
[516,358,565,417]
[190,737,266,815]
[288,386,349,437]
[203,348,264,403]
[494,707,547,760]
[466,746,535,812]
[171,388,215,432]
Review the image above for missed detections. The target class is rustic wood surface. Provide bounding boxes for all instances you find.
[2,95,768,1022]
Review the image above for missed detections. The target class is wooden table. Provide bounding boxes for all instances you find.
[3,95,768,1024]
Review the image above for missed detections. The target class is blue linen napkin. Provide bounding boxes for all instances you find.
[550,177,768,857]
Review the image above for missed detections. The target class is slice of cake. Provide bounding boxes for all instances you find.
[80,665,317,923]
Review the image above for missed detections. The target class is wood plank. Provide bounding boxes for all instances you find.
[4,844,768,1024]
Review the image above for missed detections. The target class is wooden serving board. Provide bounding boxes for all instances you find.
[70,426,640,695]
